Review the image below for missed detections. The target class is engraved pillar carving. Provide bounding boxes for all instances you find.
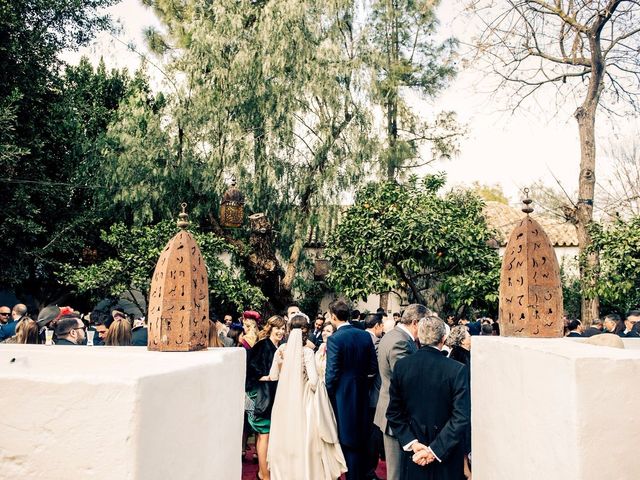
[498,192,563,337]
[147,204,210,351]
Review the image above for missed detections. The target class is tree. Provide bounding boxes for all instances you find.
[60,220,266,314]
[368,0,464,179]
[0,0,123,306]
[325,174,501,316]
[470,0,640,324]
[103,0,376,311]
[584,215,640,314]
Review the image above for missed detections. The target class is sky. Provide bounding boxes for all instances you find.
[62,0,638,205]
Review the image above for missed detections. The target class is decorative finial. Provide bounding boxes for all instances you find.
[177,203,190,229]
[521,188,534,214]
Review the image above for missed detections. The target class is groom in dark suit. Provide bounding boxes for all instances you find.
[386,316,470,480]
[326,299,378,480]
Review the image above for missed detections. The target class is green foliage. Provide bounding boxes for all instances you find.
[560,266,581,320]
[325,175,501,314]
[0,0,122,303]
[584,217,640,314]
[60,220,266,313]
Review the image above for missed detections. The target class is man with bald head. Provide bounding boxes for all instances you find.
[0,303,28,341]
[0,306,10,325]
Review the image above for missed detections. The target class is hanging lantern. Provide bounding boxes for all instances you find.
[220,177,245,228]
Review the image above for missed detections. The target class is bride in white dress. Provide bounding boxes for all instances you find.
[267,313,347,480]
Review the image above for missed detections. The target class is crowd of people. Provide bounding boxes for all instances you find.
[9,299,636,479]
[240,302,480,480]
[0,303,148,346]
[563,311,640,338]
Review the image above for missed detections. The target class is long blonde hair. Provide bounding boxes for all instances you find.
[243,318,259,347]
[16,318,39,344]
[258,315,286,341]
[104,318,132,346]
[208,320,224,347]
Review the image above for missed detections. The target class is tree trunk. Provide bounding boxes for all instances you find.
[573,31,606,326]
[385,0,399,181]
[282,236,304,292]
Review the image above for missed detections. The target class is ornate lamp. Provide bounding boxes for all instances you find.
[220,177,245,228]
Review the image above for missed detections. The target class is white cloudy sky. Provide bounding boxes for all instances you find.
[63,0,637,204]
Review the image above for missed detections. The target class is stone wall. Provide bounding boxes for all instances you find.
[0,345,245,480]
[471,337,640,480]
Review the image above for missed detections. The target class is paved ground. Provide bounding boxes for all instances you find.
[241,444,387,479]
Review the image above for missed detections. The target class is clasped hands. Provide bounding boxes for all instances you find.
[411,442,436,467]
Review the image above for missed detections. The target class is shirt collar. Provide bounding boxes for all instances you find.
[336,322,350,330]
[397,323,415,341]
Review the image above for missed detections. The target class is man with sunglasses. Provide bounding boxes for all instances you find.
[0,306,10,324]
[0,303,27,341]
[55,315,86,345]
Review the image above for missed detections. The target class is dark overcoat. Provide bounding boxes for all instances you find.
[325,323,378,448]
[387,347,470,480]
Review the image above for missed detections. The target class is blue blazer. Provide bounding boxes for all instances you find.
[325,323,378,448]
[0,320,17,342]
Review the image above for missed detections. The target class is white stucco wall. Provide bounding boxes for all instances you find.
[0,345,246,480]
[471,337,640,480]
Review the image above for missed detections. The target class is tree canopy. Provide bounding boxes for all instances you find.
[325,175,501,316]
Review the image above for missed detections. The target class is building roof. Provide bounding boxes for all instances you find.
[483,201,578,247]
[304,201,578,249]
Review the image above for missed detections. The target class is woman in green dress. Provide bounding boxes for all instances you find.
[246,315,286,480]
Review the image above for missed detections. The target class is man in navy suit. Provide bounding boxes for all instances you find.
[326,299,378,480]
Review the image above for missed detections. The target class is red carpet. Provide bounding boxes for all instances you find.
[241,444,387,479]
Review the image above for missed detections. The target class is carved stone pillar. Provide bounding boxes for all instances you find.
[147,205,210,351]
[498,193,563,337]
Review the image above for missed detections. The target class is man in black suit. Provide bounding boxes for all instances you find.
[621,310,640,337]
[582,317,603,337]
[566,319,583,337]
[364,313,384,479]
[309,314,325,348]
[386,316,470,480]
[326,300,378,480]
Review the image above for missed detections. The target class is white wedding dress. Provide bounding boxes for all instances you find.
[267,330,347,480]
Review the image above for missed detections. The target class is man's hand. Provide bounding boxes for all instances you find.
[410,443,435,466]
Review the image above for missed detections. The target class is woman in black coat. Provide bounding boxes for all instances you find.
[246,315,286,480]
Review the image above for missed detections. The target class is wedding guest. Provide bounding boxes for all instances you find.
[565,319,583,337]
[242,318,259,349]
[582,317,604,337]
[621,311,640,337]
[326,300,378,480]
[208,319,226,347]
[447,326,471,369]
[386,316,470,480]
[227,322,244,347]
[54,315,86,346]
[104,316,132,346]
[315,321,336,373]
[246,315,286,480]
[374,304,425,480]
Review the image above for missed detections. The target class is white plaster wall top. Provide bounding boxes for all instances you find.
[0,344,244,383]
[472,336,640,360]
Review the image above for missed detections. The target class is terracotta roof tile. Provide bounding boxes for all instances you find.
[483,201,578,247]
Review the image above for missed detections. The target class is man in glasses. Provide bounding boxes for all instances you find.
[0,303,27,341]
[55,315,86,345]
[0,306,10,324]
